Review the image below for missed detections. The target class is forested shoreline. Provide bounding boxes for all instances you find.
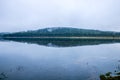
[1,27,120,38]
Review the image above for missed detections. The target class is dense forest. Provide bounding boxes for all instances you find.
[1,27,120,37]
[0,33,5,37]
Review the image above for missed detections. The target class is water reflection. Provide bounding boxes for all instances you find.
[0,39,120,80]
[2,38,120,47]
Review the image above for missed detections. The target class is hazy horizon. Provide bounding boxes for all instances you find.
[0,0,120,32]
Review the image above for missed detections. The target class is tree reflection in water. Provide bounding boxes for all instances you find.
[3,38,120,47]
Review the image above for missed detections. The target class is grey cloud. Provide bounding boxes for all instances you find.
[0,0,120,32]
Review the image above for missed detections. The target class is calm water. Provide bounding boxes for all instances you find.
[0,40,120,80]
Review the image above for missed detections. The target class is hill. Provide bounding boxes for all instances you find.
[2,27,120,37]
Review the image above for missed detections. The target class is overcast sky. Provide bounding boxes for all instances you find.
[0,0,120,32]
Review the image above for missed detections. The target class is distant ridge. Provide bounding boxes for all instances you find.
[1,27,120,38]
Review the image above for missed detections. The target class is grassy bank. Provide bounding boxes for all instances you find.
[2,36,120,40]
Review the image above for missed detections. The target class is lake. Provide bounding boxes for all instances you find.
[0,39,120,80]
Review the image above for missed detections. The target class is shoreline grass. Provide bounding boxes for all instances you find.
[2,36,120,40]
